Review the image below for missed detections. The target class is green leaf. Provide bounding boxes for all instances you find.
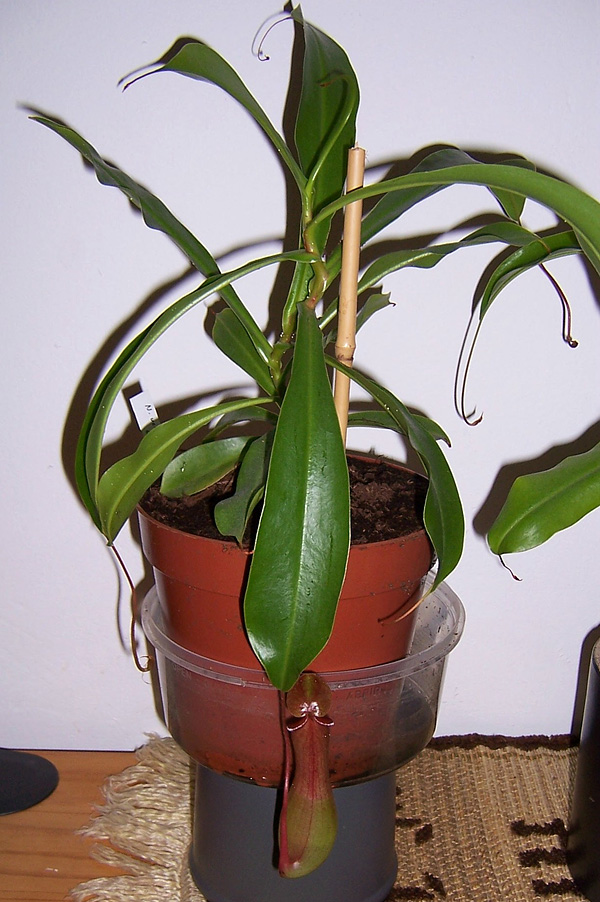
[160,436,252,498]
[325,148,532,285]
[293,9,359,251]
[489,157,536,221]
[347,409,451,444]
[32,115,272,365]
[145,39,305,192]
[212,308,274,395]
[321,292,393,338]
[355,293,394,332]
[244,303,350,691]
[357,222,556,295]
[203,405,277,442]
[214,432,273,542]
[327,356,464,589]
[314,162,600,279]
[479,230,581,319]
[97,397,267,542]
[361,148,482,245]
[488,443,600,555]
[75,250,314,526]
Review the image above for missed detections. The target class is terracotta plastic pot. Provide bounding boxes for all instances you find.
[138,458,433,673]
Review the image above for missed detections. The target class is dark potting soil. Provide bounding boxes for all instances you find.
[140,455,427,546]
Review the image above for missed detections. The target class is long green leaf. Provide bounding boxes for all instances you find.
[314,163,600,278]
[357,221,548,295]
[479,230,581,318]
[488,443,600,554]
[160,436,252,498]
[78,250,314,521]
[33,115,272,364]
[327,357,464,589]
[75,327,153,528]
[212,308,274,394]
[97,397,266,542]
[145,39,305,191]
[203,405,277,442]
[244,303,350,691]
[293,9,359,250]
[347,410,451,444]
[325,149,533,284]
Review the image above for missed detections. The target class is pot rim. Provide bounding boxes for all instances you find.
[137,452,431,551]
[141,571,465,690]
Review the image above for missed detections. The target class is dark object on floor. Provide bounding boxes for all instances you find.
[0,748,59,815]
[568,640,600,901]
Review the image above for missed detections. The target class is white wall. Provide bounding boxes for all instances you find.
[2,0,599,750]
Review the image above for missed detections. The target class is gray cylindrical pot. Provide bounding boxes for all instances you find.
[189,765,398,902]
[568,639,600,901]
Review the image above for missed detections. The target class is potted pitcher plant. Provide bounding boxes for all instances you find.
[35,8,600,900]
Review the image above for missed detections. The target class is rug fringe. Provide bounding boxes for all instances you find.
[69,735,201,902]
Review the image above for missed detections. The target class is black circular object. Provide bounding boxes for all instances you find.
[0,748,59,815]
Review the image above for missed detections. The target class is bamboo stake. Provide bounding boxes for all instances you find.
[334,146,366,442]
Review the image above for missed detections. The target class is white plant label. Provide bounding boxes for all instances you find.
[129,389,159,433]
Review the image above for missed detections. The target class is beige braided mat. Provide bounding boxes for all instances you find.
[69,734,583,902]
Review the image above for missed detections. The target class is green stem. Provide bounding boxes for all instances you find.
[280,257,313,343]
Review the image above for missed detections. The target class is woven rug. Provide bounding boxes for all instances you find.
[69,734,584,902]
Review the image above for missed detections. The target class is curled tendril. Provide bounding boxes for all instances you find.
[455,259,578,429]
[454,307,484,427]
[540,264,578,348]
[499,555,522,581]
[111,544,152,673]
[252,11,293,62]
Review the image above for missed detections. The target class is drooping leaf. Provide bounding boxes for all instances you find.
[160,436,252,498]
[145,38,305,191]
[357,221,560,295]
[488,443,600,555]
[325,148,533,285]
[75,250,314,523]
[347,409,451,444]
[293,9,359,251]
[478,230,581,319]
[203,405,277,442]
[96,397,266,542]
[314,162,600,279]
[489,157,535,221]
[214,432,274,542]
[212,308,274,394]
[244,303,350,691]
[33,115,272,364]
[327,356,464,589]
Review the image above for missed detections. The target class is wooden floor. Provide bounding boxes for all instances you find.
[0,749,136,902]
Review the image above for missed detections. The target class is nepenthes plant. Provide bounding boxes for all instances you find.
[34,7,600,875]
